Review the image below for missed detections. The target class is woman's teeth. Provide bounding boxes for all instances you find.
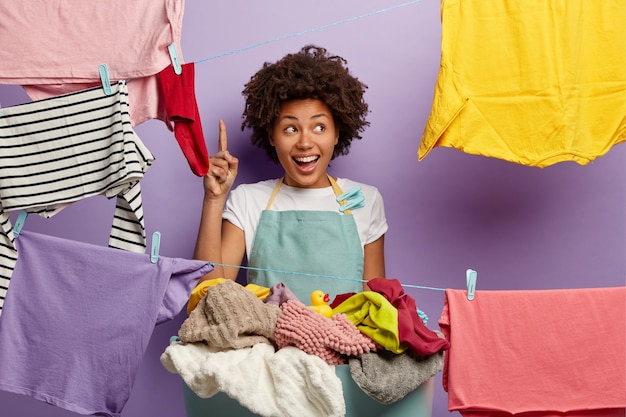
[294,156,319,164]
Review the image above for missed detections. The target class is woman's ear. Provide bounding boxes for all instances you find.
[269,133,275,146]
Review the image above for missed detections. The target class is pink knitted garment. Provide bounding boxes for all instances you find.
[275,300,376,365]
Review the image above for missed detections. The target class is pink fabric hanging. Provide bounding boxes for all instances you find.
[0,0,185,126]
[439,287,626,417]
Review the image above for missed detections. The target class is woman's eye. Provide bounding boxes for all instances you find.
[284,126,297,133]
[313,124,325,132]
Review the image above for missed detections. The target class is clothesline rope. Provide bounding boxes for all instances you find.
[210,262,447,292]
[194,0,424,64]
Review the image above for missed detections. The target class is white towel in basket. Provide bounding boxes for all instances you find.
[161,341,346,417]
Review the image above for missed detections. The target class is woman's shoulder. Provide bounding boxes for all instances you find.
[225,179,281,221]
[231,178,280,195]
[336,177,383,198]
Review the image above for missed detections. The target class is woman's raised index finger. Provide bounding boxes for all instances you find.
[218,119,228,152]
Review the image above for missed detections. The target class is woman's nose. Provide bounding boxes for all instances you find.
[296,131,313,148]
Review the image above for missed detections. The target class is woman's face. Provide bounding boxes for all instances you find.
[270,98,338,188]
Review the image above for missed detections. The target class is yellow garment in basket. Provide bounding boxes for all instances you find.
[187,278,270,314]
[332,291,404,354]
[419,0,625,167]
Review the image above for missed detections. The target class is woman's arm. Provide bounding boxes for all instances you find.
[362,234,385,290]
[193,120,242,281]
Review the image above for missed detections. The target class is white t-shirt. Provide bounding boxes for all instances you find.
[223,178,388,260]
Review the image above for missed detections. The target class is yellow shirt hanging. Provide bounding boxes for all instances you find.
[419,0,625,167]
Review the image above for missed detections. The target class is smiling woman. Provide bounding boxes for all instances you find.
[193,44,388,302]
[270,98,339,188]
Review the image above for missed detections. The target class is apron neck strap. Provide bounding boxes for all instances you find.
[265,175,352,214]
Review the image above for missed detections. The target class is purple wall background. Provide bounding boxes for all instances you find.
[0,1,623,416]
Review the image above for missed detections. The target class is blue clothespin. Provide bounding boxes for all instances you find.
[12,210,28,239]
[466,268,477,301]
[168,43,182,75]
[99,64,112,96]
[337,185,365,212]
[150,231,161,263]
[417,309,429,325]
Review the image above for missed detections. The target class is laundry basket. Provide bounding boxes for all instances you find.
[181,363,434,417]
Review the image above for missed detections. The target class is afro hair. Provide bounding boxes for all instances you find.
[241,45,370,163]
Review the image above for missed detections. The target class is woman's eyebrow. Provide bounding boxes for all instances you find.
[278,112,330,121]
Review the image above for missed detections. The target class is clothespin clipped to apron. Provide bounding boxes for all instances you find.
[336,185,365,213]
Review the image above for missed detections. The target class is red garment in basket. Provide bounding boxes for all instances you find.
[439,287,626,417]
[332,278,450,356]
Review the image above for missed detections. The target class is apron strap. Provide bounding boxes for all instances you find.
[328,176,353,215]
[265,178,284,210]
[265,175,352,214]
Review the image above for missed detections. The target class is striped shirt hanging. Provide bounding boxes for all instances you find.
[0,81,154,314]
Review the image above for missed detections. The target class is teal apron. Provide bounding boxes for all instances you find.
[247,176,363,303]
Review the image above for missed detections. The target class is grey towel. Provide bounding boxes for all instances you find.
[348,349,444,404]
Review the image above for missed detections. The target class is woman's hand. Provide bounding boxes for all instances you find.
[204,120,239,199]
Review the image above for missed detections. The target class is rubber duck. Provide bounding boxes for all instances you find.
[308,290,333,318]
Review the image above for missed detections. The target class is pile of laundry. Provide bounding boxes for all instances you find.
[160,278,449,417]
